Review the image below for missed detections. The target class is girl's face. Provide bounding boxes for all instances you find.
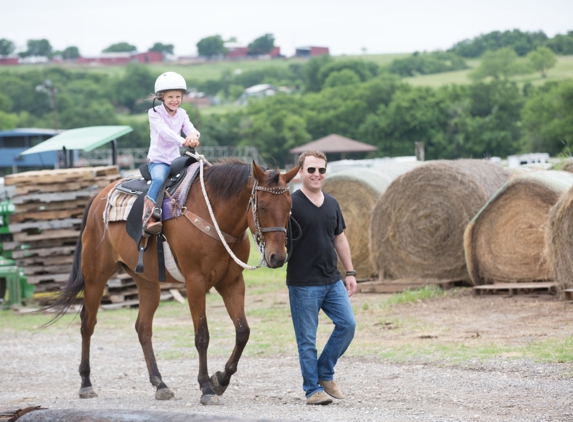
[162,90,184,111]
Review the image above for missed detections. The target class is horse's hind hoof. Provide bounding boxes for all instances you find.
[155,387,175,400]
[209,371,229,396]
[200,394,223,405]
[79,386,98,399]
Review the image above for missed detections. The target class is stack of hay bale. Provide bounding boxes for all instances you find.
[545,180,573,298]
[369,159,510,283]
[322,161,421,279]
[465,170,573,286]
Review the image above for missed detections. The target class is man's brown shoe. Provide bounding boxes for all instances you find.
[306,391,333,405]
[318,380,345,399]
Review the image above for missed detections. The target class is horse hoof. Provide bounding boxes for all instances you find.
[155,387,175,400]
[200,394,223,405]
[79,386,98,399]
[209,371,229,396]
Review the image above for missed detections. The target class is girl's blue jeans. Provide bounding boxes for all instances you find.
[288,280,356,398]
[147,162,170,203]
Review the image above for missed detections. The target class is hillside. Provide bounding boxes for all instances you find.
[3,53,571,89]
[404,55,573,87]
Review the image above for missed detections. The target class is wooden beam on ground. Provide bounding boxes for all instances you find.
[473,282,557,296]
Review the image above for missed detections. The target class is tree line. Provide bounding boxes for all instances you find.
[449,29,573,57]
[0,33,276,60]
[3,28,572,62]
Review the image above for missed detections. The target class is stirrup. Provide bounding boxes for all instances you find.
[144,220,162,236]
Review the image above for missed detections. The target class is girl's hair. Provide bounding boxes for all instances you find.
[153,90,185,102]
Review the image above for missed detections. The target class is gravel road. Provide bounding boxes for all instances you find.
[2,327,573,422]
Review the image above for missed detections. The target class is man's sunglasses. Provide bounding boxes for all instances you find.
[306,167,326,174]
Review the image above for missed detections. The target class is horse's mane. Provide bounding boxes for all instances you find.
[203,158,281,202]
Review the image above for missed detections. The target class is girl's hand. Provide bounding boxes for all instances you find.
[184,134,200,148]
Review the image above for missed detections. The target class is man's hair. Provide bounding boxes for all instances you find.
[298,150,327,168]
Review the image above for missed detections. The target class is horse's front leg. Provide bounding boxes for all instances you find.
[187,285,220,405]
[133,277,174,400]
[209,276,250,396]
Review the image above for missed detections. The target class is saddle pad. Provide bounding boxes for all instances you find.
[104,162,200,224]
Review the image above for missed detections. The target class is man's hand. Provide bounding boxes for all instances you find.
[344,276,357,297]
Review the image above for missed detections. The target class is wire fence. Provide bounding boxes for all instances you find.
[76,146,260,169]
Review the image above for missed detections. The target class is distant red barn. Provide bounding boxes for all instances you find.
[295,46,329,58]
[77,51,164,65]
[133,51,164,63]
[78,53,131,65]
[0,57,19,66]
[226,46,249,59]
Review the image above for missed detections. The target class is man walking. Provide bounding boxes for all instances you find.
[287,150,357,405]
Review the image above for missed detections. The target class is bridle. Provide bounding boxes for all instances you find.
[189,152,296,270]
[247,180,292,266]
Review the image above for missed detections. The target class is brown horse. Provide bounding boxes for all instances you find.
[49,159,299,405]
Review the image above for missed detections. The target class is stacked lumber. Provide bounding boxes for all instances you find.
[4,166,187,309]
[4,166,120,293]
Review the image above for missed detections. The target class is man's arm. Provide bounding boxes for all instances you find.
[334,232,357,296]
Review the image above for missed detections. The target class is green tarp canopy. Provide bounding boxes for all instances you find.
[20,125,132,155]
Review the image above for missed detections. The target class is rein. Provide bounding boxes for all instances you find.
[186,151,291,270]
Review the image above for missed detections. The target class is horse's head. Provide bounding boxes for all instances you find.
[248,162,299,268]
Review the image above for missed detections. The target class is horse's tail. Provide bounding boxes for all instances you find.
[43,195,95,326]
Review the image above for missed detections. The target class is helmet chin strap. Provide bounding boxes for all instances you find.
[152,97,175,114]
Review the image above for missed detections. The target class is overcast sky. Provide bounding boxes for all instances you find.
[3,0,572,57]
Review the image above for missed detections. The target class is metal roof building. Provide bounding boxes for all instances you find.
[20,126,133,168]
[0,128,61,174]
[289,134,377,163]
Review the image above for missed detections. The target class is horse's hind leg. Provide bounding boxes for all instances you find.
[79,272,111,399]
[130,273,174,400]
[210,275,250,397]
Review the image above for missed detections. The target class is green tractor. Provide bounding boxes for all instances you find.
[0,191,14,244]
[0,191,33,308]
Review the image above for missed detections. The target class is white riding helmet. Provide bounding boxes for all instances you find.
[154,72,187,95]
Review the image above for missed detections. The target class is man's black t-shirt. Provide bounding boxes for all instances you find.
[286,189,346,286]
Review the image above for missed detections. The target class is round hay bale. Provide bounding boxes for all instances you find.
[464,170,573,285]
[546,181,573,294]
[323,163,422,278]
[370,159,510,281]
[562,159,573,174]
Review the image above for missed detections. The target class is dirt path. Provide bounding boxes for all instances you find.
[2,289,573,421]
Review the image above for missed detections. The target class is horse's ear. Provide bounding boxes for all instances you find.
[251,160,266,182]
[283,165,300,184]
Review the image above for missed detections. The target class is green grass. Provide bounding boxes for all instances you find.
[3,248,573,365]
[3,53,571,91]
[404,55,573,87]
[0,53,409,83]
[383,285,448,306]
[334,53,410,66]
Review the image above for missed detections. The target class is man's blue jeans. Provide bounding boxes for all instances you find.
[288,280,356,398]
[147,162,170,203]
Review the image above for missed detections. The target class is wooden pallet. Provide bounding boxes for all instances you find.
[4,166,119,185]
[100,292,173,310]
[473,282,557,295]
[560,288,573,300]
[356,278,467,294]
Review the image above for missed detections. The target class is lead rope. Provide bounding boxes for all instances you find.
[189,152,260,270]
